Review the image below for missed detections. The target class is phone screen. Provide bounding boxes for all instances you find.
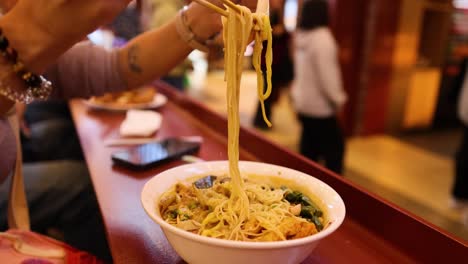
[111,138,201,170]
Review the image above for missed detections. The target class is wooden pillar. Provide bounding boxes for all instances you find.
[329,0,368,136]
[330,0,402,135]
[359,0,402,135]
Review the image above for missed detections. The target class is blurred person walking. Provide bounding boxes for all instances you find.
[453,55,468,224]
[291,0,347,174]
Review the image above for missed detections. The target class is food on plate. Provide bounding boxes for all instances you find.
[90,86,156,106]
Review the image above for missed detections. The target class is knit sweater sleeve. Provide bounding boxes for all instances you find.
[46,41,127,99]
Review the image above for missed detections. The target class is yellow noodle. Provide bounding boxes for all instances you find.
[251,14,273,127]
[222,5,254,234]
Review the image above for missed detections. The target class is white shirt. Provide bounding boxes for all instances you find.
[291,27,347,117]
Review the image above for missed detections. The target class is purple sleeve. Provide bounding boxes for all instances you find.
[0,119,16,183]
[46,41,127,99]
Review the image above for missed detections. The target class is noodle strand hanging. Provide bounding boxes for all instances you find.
[223,5,253,238]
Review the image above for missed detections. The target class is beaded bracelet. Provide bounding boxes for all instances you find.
[0,28,52,104]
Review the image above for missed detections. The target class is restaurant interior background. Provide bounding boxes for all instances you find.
[324,0,468,241]
[89,0,468,241]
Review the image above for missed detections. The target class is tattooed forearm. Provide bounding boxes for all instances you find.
[128,45,143,73]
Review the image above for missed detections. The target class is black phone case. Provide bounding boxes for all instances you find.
[111,139,200,170]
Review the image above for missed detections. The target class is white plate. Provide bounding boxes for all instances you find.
[83,94,167,111]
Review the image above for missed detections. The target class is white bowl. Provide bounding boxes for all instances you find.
[141,161,346,264]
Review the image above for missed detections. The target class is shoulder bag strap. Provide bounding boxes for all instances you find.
[5,105,30,230]
[2,107,66,259]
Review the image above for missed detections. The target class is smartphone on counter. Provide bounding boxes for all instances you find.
[111,138,201,170]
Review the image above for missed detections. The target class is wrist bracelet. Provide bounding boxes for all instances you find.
[0,28,52,104]
[175,7,216,52]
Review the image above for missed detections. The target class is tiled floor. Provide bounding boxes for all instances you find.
[187,69,468,241]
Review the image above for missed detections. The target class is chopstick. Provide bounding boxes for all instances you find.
[192,0,244,17]
[104,138,160,147]
[220,0,242,13]
[192,0,229,17]
[181,155,205,163]
[104,136,204,147]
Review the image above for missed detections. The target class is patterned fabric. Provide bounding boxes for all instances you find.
[0,229,103,264]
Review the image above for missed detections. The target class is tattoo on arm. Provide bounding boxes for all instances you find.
[128,45,143,73]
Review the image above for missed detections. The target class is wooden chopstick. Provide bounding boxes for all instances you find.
[220,0,242,13]
[193,0,229,17]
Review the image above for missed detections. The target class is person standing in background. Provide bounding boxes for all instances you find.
[452,54,468,225]
[291,0,347,174]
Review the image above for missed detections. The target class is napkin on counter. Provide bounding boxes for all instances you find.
[119,109,162,137]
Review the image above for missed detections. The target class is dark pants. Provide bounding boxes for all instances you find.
[162,76,186,92]
[454,125,468,199]
[21,101,84,162]
[10,101,111,260]
[0,161,112,261]
[298,114,345,174]
[24,100,72,124]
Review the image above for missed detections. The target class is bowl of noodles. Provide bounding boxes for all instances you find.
[141,160,345,264]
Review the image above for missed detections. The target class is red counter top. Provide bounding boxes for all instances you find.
[69,82,467,264]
